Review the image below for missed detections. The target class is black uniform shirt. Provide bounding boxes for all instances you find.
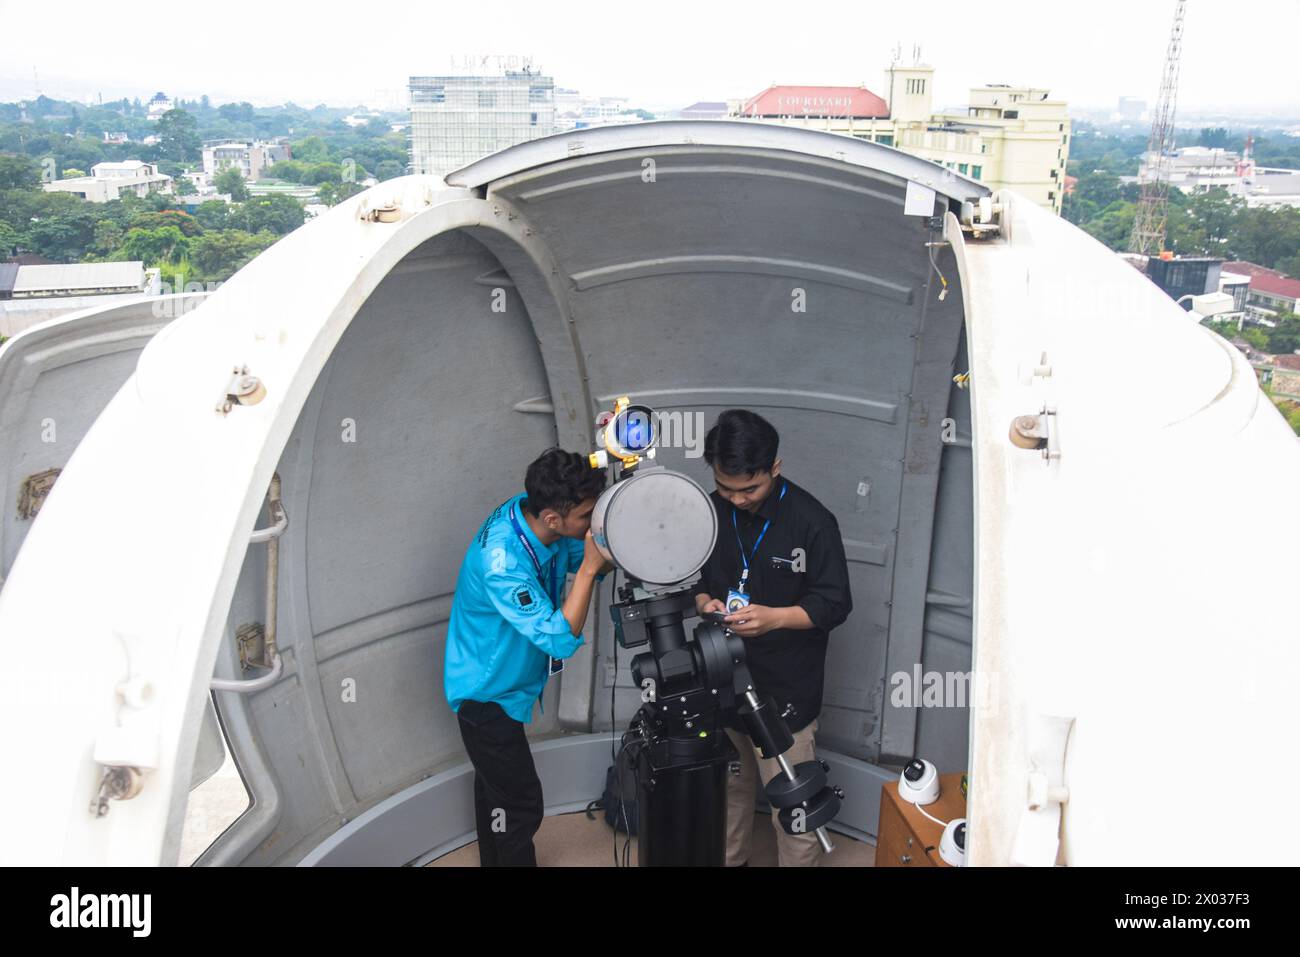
[692,476,852,733]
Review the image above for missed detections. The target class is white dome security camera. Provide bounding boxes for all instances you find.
[939,818,966,866]
[898,758,940,805]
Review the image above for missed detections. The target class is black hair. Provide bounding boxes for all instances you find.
[703,409,780,476]
[523,447,607,517]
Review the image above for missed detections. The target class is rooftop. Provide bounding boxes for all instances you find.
[680,101,728,113]
[1223,261,1300,301]
[738,84,889,119]
[11,261,146,295]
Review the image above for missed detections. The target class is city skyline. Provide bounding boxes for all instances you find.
[1,0,1298,117]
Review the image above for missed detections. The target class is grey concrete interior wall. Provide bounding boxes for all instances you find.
[203,143,975,864]
[482,147,972,767]
[0,295,206,587]
[204,231,566,865]
[913,327,974,774]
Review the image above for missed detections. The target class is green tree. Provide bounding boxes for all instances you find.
[92,220,123,255]
[1188,191,1244,254]
[193,200,233,231]
[118,224,190,265]
[317,180,364,206]
[214,166,249,202]
[290,135,330,163]
[1286,404,1300,434]
[23,197,102,261]
[1198,127,1231,150]
[0,153,40,189]
[264,159,307,182]
[0,220,20,256]
[302,161,341,185]
[1276,253,1300,278]
[1252,136,1300,171]
[155,109,201,162]
[229,194,304,235]
[1234,206,1300,269]
[130,209,203,237]
[187,229,278,280]
[217,102,255,124]
[1242,327,1270,351]
[1266,312,1300,355]
[1082,203,1137,251]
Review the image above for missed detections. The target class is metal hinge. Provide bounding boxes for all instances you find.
[1008,405,1061,463]
[236,622,270,670]
[17,467,60,520]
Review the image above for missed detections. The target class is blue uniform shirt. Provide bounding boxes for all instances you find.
[445,493,596,724]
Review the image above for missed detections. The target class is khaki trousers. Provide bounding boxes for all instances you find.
[724,719,821,867]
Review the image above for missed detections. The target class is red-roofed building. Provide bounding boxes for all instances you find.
[1222,261,1300,318]
[727,63,1072,216]
[738,85,890,119]
[1272,354,1300,371]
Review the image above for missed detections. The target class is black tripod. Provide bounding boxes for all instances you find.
[610,586,843,866]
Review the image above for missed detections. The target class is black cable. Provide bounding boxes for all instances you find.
[615,732,639,868]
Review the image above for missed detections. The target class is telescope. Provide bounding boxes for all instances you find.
[588,397,843,866]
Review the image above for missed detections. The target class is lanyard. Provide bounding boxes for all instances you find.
[509,503,556,603]
[732,482,787,586]
[509,502,565,687]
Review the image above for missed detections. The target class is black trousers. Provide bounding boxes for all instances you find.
[456,699,544,867]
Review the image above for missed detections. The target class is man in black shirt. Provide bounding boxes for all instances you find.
[692,409,852,867]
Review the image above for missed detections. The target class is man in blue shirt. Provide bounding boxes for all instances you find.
[445,448,612,866]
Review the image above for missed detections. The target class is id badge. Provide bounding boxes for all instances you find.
[549,656,565,676]
[726,589,751,614]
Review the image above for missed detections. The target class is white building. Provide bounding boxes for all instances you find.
[539,89,646,133]
[1138,146,1300,209]
[554,87,583,118]
[146,91,174,120]
[1240,166,1300,210]
[408,70,556,178]
[202,142,291,182]
[907,80,1071,215]
[1139,146,1243,194]
[42,161,173,202]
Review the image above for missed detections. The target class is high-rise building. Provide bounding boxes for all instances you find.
[409,70,556,178]
[1117,97,1147,122]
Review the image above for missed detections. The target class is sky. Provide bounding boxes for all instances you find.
[1,0,1297,117]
